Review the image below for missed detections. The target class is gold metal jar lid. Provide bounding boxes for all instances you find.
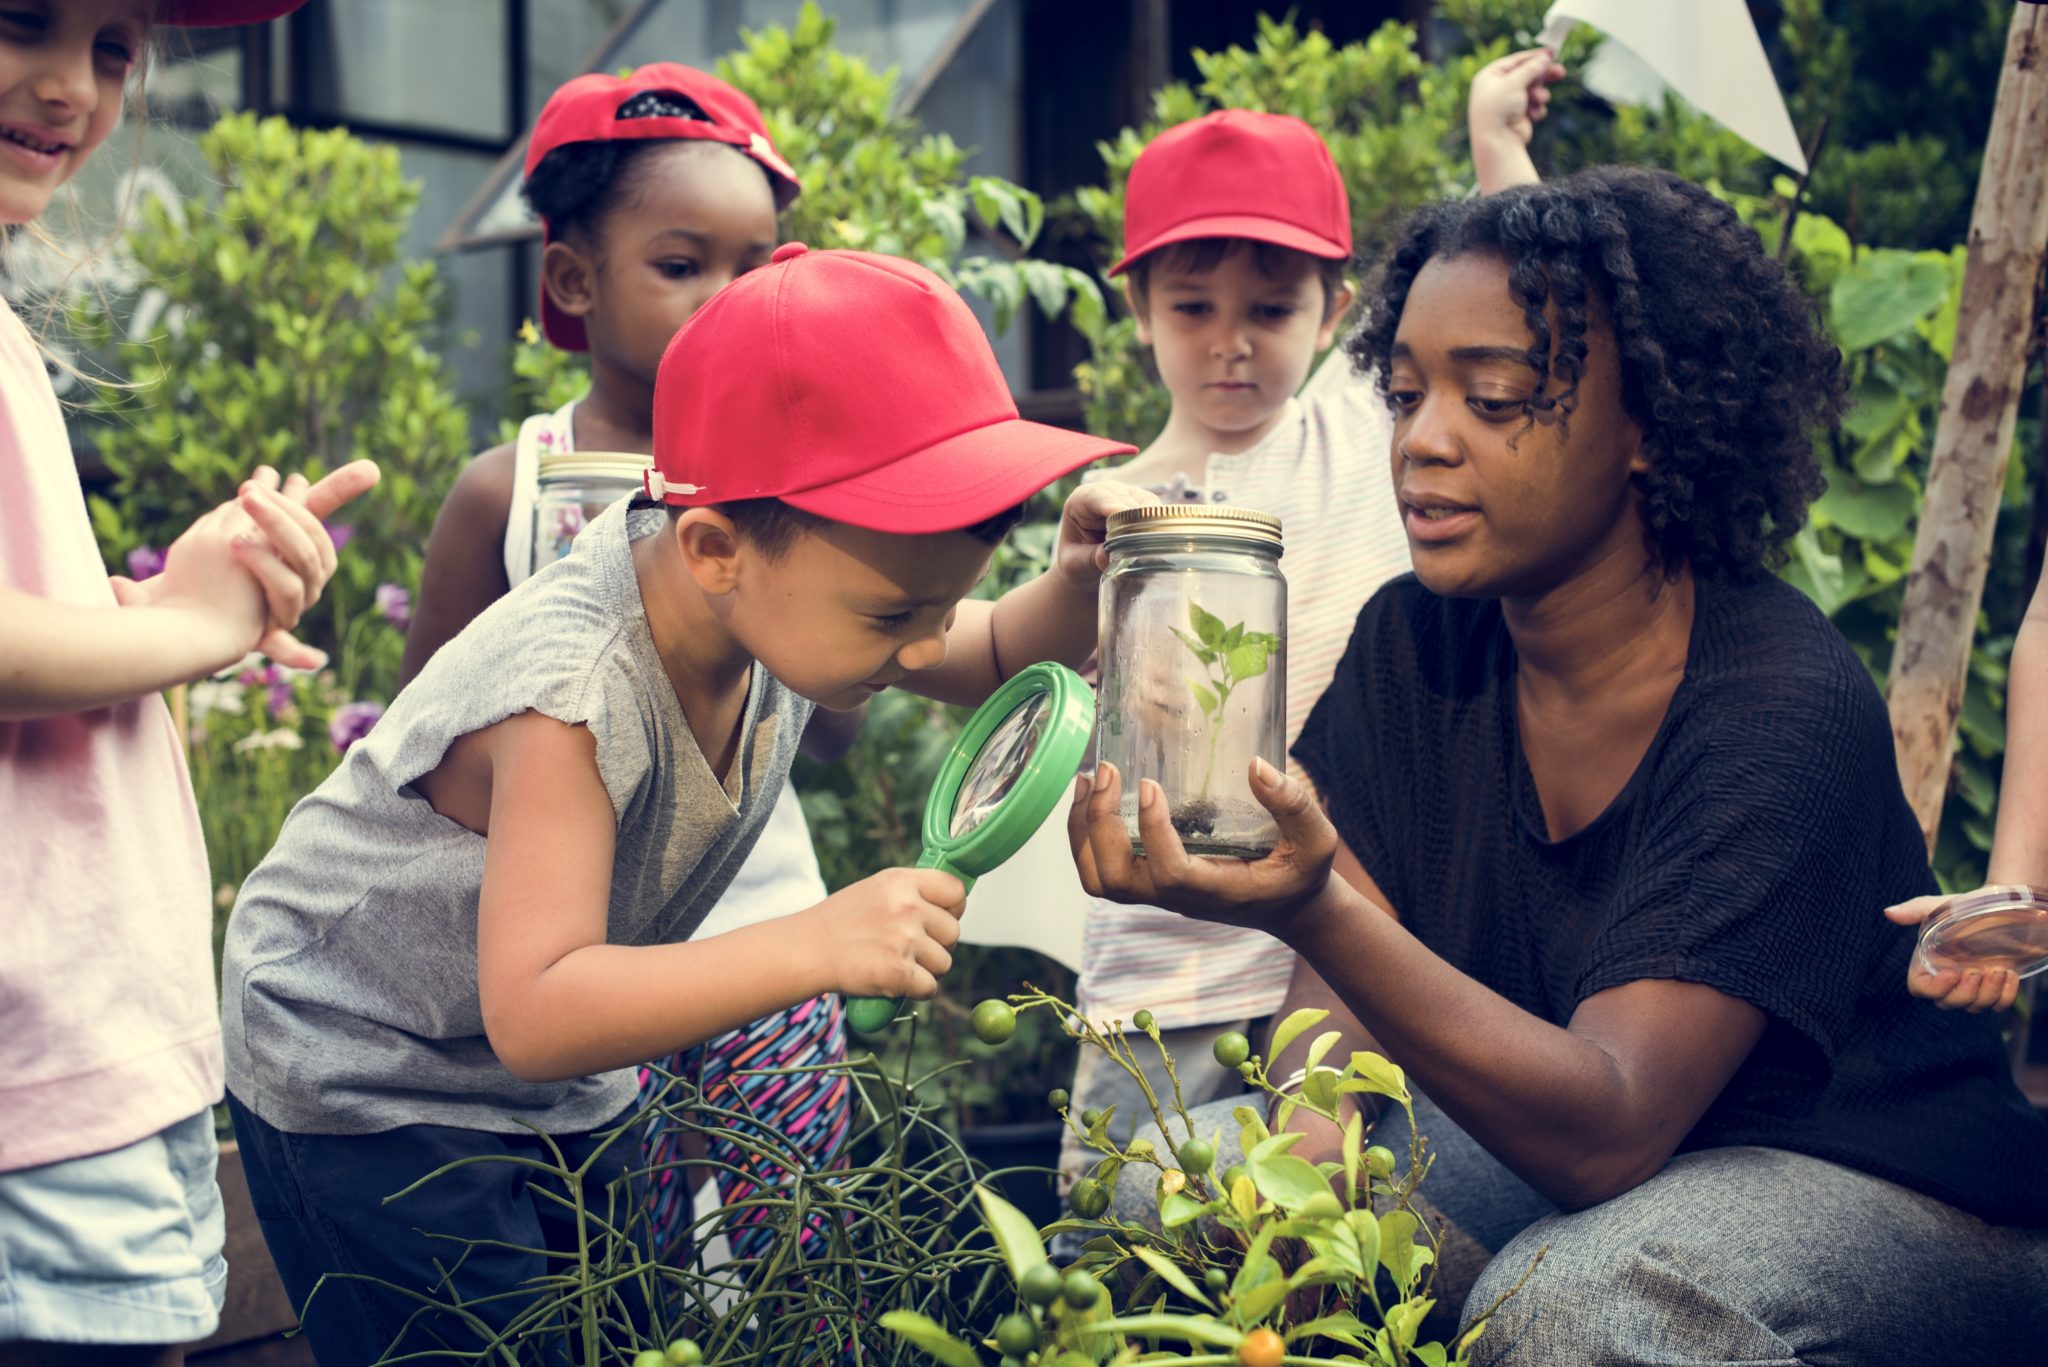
[536,450,655,484]
[1105,503,1283,550]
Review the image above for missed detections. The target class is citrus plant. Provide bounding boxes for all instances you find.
[887,992,1534,1366]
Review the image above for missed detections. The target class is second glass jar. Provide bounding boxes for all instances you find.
[1095,504,1287,858]
[532,450,655,576]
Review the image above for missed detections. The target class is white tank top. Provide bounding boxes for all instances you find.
[505,400,830,937]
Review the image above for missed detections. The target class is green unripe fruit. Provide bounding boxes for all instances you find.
[1001,1359,1025,1367]
[995,1311,1038,1357]
[1134,1009,1155,1030]
[1048,1088,1069,1110]
[1068,1177,1109,1218]
[1081,1108,1102,1129]
[1298,1191,1344,1221]
[1019,1261,1063,1307]
[971,999,1017,1045]
[1222,1164,1247,1190]
[664,1342,703,1366]
[1238,1060,1257,1079]
[1062,1269,1101,1309]
[1176,1138,1216,1174]
[1212,1031,1251,1069]
[632,1352,666,1367]
[1365,1145,1397,1179]
[1204,1266,1230,1295]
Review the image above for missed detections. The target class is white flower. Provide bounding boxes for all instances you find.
[232,727,304,754]
[188,680,245,719]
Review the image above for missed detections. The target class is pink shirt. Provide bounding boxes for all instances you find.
[0,296,221,1172]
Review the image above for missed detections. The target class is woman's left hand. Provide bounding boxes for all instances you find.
[1068,757,1337,932]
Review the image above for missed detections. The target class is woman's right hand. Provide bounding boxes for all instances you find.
[808,866,967,1000]
[1068,758,1337,934]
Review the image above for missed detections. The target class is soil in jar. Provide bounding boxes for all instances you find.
[1125,793,1277,860]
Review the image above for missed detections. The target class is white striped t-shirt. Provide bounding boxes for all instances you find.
[1078,351,1411,1030]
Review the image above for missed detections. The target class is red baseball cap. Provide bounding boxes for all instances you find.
[526,63,801,350]
[1109,109,1351,277]
[647,243,1135,535]
[157,0,306,23]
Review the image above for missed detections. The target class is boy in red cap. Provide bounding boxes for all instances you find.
[402,60,853,1275]
[1057,51,1564,1209]
[219,242,1141,1364]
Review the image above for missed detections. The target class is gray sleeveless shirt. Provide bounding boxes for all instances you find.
[221,503,813,1135]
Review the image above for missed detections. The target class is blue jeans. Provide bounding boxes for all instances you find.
[1124,1092,2048,1362]
[227,1094,652,1367]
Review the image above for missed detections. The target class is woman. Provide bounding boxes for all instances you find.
[1069,166,2048,1363]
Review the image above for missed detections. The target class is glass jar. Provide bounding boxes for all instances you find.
[532,450,654,575]
[1096,505,1287,858]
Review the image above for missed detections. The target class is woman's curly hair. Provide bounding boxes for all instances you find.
[1347,166,1844,578]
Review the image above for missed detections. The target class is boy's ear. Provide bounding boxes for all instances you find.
[1123,278,1154,346]
[541,239,599,331]
[675,509,745,597]
[1314,279,1357,351]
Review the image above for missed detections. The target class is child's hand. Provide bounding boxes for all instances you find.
[1051,480,1159,594]
[113,461,380,670]
[807,866,967,1000]
[1469,47,1565,149]
[1885,894,2025,1012]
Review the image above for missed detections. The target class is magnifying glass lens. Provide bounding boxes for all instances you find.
[949,693,1052,837]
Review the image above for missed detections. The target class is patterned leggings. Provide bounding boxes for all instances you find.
[636,994,851,1264]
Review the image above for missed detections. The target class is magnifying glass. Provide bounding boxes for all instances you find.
[844,661,1096,1035]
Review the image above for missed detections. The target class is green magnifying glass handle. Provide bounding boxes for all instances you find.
[845,851,975,1036]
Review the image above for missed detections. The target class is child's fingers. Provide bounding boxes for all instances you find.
[257,627,329,672]
[1994,968,2022,1012]
[912,935,954,982]
[1905,962,1961,1001]
[297,458,382,522]
[240,483,333,590]
[107,574,149,607]
[232,536,311,632]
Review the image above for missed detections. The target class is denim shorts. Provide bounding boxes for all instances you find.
[0,1109,226,1346]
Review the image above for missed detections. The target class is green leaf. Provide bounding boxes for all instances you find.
[1830,250,1952,352]
[1190,680,1219,716]
[1813,475,1916,541]
[1268,1007,1330,1061]
[1232,1105,1270,1150]
[974,1183,1045,1285]
[1386,1298,1434,1350]
[1341,1051,1411,1104]
[1105,1313,1244,1348]
[1234,1277,1292,1323]
[1189,599,1227,648]
[1130,1244,1216,1308]
[1346,1208,1381,1273]
[1303,1030,1342,1073]
[1341,1110,1363,1198]
[879,1311,981,1367]
[1247,1151,1332,1213]
[1225,639,1272,682]
[1158,1191,1208,1228]
[1379,1210,1428,1294]
[1289,1313,1371,1348]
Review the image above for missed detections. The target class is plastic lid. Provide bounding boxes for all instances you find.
[536,450,655,483]
[1105,504,1283,550]
[1915,884,2048,980]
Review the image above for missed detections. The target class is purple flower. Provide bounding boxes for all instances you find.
[329,700,384,754]
[375,583,412,631]
[266,681,294,719]
[126,545,165,580]
[325,522,355,553]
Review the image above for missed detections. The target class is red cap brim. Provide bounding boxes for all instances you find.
[779,418,1134,535]
[157,0,306,24]
[1109,214,1351,277]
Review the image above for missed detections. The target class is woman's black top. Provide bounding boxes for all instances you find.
[1294,571,2048,1225]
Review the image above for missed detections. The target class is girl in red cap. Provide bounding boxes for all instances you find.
[0,4,375,1364]
[401,65,846,1277]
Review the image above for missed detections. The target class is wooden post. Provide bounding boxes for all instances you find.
[1886,2,2048,852]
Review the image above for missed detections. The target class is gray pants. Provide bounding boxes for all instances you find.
[1122,1093,2048,1363]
